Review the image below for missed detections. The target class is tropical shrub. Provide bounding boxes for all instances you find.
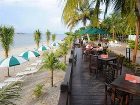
[127,40,135,49]
[33,84,44,98]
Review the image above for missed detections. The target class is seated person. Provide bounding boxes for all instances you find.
[104,43,108,48]
[83,39,87,45]
[97,43,103,51]
[86,43,93,50]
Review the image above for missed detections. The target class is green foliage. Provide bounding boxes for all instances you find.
[33,84,44,98]
[34,29,41,49]
[0,26,14,58]
[46,29,51,45]
[127,40,135,49]
[0,82,22,105]
[40,52,66,86]
[64,35,74,48]
[58,42,69,64]
[62,0,100,30]
[123,58,135,69]
[52,34,56,42]
[40,52,66,71]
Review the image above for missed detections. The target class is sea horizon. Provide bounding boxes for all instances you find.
[0,33,66,51]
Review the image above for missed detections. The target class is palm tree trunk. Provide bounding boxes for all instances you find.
[51,69,53,87]
[47,41,49,46]
[37,42,39,49]
[113,26,115,41]
[64,55,67,64]
[87,34,90,42]
[5,50,8,58]
[132,18,140,63]
[7,68,10,77]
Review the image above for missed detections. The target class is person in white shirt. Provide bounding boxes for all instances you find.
[97,43,103,51]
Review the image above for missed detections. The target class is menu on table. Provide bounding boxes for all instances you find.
[101,54,108,58]
[125,74,140,83]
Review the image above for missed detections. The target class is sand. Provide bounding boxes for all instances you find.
[0,43,68,105]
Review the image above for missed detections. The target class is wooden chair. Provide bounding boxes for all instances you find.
[105,65,129,105]
[89,54,98,75]
[134,66,140,76]
[109,56,125,76]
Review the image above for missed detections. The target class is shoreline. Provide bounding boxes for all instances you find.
[0,42,48,59]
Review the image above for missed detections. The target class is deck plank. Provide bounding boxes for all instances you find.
[70,48,140,105]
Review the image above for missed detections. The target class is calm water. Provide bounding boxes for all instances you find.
[0,33,66,51]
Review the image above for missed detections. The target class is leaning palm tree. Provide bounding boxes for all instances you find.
[40,52,66,87]
[34,29,41,49]
[46,29,51,46]
[0,26,14,58]
[51,34,56,42]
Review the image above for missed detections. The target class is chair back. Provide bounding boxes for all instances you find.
[105,66,115,85]
[89,55,98,67]
[117,56,124,68]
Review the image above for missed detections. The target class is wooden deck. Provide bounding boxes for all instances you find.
[70,48,140,105]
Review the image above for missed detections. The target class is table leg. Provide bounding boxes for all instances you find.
[111,87,116,105]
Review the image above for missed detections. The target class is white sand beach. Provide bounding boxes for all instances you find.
[0,44,38,82]
[0,43,67,105]
[0,44,37,58]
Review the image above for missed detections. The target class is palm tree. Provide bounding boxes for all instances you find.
[62,1,100,30]
[46,29,51,46]
[63,0,140,63]
[103,0,140,63]
[101,13,126,41]
[34,29,41,49]
[65,34,74,48]
[0,26,14,58]
[40,52,66,87]
[58,42,69,64]
[52,34,56,42]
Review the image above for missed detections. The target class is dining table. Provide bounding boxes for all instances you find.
[111,74,140,105]
[98,56,117,69]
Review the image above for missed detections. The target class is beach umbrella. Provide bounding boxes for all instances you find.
[38,45,49,51]
[51,42,59,47]
[0,56,27,76]
[79,27,108,35]
[19,50,40,60]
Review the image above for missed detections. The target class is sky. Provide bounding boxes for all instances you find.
[0,0,69,34]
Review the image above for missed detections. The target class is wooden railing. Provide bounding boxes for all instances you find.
[58,48,76,105]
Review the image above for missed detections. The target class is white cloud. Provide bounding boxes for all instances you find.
[0,0,68,33]
[0,0,58,10]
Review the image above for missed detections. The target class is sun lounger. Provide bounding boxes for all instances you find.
[4,76,25,83]
[0,83,8,89]
[36,60,42,64]
[25,67,35,71]
[31,63,38,66]
[16,69,38,76]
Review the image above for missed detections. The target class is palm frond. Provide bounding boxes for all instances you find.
[0,82,22,105]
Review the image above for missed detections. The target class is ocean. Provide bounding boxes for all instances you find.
[0,33,66,51]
